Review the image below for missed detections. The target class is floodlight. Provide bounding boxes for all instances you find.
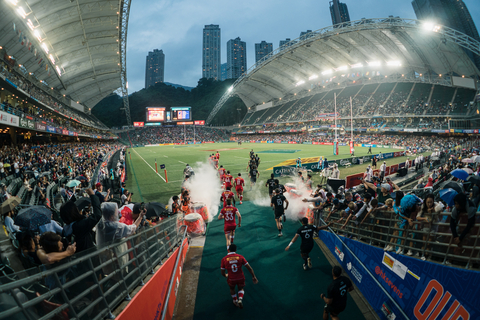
[48,54,55,64]
[368,61,381,67]
[423,22,440,32]
[27,19,34,30]
[296,80,305,86]
[228,86,233,92]
[41,43,49,53]
[7,0,18,5]
[351,63,363,68]
[337,65,348,71]
[386,60,402,67]
[16,6,26,18]
[321,69,332,75]
[309,75,318,80]
[34,30,41,41]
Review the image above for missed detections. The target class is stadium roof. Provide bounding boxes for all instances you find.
[207,18,480,124]
[0,0,130,110]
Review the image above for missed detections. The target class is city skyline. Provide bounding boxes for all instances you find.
[126,0,480,94]
[145,49,165,89]
[202,25,221,80]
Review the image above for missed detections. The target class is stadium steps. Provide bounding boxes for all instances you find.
[404,82,416,107]
[380,82,398,111]
[426,84,435,106]
[359,83,380,115]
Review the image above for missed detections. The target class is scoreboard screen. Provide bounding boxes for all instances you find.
[171,107,191,121]
[146,107,166,122]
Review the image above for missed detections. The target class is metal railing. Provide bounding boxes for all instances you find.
[314,208,480,269]
[0,216,185,320]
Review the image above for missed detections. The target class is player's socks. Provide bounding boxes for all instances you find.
[240,195,243,201]
[232,294,238,304]
[238,290,244,299]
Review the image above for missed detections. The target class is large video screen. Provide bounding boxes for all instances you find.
[171,107,191,121]
[146,107,166,122]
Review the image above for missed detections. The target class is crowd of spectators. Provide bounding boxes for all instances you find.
[302,145,479,265]
[244,82,475,127]
[121,126,229,146]
[0,60,108,132]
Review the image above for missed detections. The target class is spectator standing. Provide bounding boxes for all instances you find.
[450,193,476,256]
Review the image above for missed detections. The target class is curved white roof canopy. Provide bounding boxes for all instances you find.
[207,18,480,124]
[0,0,127,109]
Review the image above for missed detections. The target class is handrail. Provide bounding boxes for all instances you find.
[0,215,183,319]
[161,225,187,320]
[319,217,410,320]
[315,208,480,269]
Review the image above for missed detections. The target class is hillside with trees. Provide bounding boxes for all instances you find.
[92,78,247,128]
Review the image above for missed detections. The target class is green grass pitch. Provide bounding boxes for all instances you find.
[125,142,417,205]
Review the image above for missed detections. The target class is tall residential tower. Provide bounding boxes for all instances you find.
[329,0,350,25]
[255,41,273,63]
[227,37,246,79]
[411,0,480,68]
[145,49,165,89]
[202,24,221,80]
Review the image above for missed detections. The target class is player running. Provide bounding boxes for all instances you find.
[223,170,233,190]
[218,165,226,180]
[218,199,241,249]
[220,243,258,308]
[266,173,276,199]
[285,217,331,270]
[221,186,236,208]
[234,173,245,204]
[248,166,259,190]
[271,188,289,236]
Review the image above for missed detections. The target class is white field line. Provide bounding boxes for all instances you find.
[132,148,166,182]
[178,160,187,164]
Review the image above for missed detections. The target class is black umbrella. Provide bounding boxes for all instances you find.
[39,171,51,177]
[75,176,87,181]
[75,197,91,211]
[468,175,480,187]
[439,181,464,195]
[14,206,52,231]
[146,202,168,219]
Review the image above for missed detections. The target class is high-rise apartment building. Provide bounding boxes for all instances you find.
[220,63,227,81]
[145,49,165,89]
[255,41,273,63]
[412,0,480,68]
[329,0,351,25]
[227,37,247,79]
[299,30,313,41]
[202,24,221,80]
[279,38,291,47]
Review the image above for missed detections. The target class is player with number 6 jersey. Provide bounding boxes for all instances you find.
[218,198,241,249]
[220,244,258,308]
[234,173,245,204]
[285,217,331,270]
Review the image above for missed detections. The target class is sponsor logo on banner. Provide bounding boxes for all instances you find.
[35,123,46,131]
[20,118,28,128]
[27,120,34,129]
[194,120,205,125]
[46,126,55,133]
[133,122,144,127]
[56,128,62,134]
[335,246,344,261]
[68,131,74,136]
[347,262,363,283]
[62,129,69,135]
[73,132,78,136]
[0,111,19,127]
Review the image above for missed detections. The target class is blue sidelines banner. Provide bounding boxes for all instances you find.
[319,231,479,319]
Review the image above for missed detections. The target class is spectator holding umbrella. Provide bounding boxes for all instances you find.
[60,188,102,253]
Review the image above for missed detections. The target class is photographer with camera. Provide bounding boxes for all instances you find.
[121,189,132,206]
[60,188,102,254]
[36,232,76,265]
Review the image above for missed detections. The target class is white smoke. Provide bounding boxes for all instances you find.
[183,161,222,222]
[250,176,314,221]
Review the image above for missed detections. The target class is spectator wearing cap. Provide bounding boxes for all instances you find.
[364,166,372,182]
[95,182,109,203]
[60,188,101,253]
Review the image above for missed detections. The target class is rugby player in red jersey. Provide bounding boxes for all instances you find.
[218,198,241,248]
[216,151,220,160]
[234,173,245,204]
[218,165,226,181]
[223,170,233,190]
[221,186,235,207]
[220,243,258,308]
